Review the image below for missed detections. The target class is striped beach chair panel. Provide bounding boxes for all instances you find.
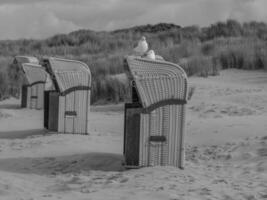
[14,56,40,86]
[21,63,46,109]
[21,63,47,85]
[54,70,90,94]
[125,56,188,168]
[47,57,91,94]
[126,56,188,109]
[139,104,186,168]
[48,57,90,76]
[44,57,91,135]
[57,90,89,134]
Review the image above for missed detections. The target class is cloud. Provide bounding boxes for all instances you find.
[0,0,266,40]
[228,0,267,22]
[0,3,80,39]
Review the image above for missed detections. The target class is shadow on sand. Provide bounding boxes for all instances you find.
[0,152,125,174]
[0,129,49,139]
[0,103,21,110]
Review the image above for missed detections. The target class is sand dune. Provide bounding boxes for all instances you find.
[0,69,267,200]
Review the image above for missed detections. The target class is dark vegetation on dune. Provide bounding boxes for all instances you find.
[0,20,267,103]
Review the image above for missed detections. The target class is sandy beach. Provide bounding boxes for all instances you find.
[0,69,266,200]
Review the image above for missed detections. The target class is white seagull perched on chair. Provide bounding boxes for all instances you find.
[134,36,148,56]
[146,50,156,60]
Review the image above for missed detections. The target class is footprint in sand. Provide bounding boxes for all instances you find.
[199,187,211,196]
[42,194,53,198]
[119,177,129,183]
[212,179,228,184]
[260,194,267,199]
[242,194,258,200]
[80,187,96,193]
[257,148,267,157]
[0,183,10,196]
[155,186,164,191]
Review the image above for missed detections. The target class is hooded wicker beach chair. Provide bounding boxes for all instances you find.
[12,56,43,109]
[21,63,47,109]
[123,56,188,169]
[42,57,91,134]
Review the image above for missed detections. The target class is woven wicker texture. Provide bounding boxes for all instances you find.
[125,56,188,168]
[20,63,46,109]
[48,57,91,94]
[26,84,45,109]
[21,63,47,85]
[44,57,91,134]
[14,56,40,85]
[126,56,188,108]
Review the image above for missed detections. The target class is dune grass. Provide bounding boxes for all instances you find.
[1,21,267,103]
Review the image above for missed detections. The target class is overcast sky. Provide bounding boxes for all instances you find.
[0,0,266,40]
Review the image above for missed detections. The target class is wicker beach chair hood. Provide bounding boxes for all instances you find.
[125,56,188,110]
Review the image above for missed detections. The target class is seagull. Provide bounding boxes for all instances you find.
[134,36,148,55]
[155,55,164,61]
[146,50,156,60]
